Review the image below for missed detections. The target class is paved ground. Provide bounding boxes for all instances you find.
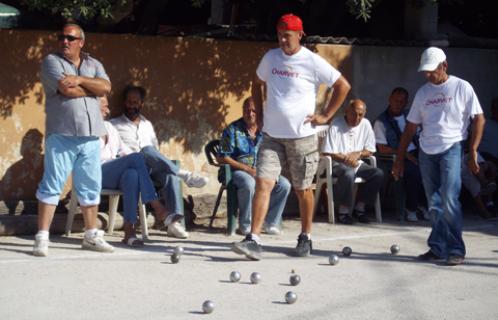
[1,216,497,320]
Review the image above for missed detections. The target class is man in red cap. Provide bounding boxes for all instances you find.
[232,13,351,260]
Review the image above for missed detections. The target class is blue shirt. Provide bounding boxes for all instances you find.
[218,118,262,168]
[40,52,109,137]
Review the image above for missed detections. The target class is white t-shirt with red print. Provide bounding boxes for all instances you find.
[256,46,341,139]
[407,75,483,155]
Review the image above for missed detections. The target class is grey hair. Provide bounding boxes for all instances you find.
[63,23,85,40]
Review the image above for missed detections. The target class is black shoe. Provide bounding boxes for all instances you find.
[417,250,442,261]
[355,211,370,224]
[446,255,465,266]
[295,233,312,257]
[338,214,353,225]
[232,235,262,260]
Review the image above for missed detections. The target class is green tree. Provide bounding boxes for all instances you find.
[21,0,129,19]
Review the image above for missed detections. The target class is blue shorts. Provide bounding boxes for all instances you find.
[36,134,101,206]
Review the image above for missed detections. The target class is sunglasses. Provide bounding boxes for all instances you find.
[57,34,81,42]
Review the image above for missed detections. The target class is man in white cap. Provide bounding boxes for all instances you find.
[392,47,485,266]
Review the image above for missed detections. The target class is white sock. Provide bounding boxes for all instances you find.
[177,169,190,180]
[355,202,366,213]
[338,205,350,215]
[84,228,98,238]
[250,233,261,244]
[36,230,49,240]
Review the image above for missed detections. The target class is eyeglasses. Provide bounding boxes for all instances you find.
[57,34,81,42]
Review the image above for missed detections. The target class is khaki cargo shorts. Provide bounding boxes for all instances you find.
[256,133,319,190]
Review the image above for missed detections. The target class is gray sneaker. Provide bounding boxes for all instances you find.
[33,235,49,257]
[232,235,262,261]
[295,233,312,257]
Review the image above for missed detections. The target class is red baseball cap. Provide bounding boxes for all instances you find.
[277,13,304,33]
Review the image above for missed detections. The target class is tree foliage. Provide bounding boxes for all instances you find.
[21,0,128,19]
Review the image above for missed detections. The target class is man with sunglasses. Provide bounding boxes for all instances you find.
[33,23,114,256]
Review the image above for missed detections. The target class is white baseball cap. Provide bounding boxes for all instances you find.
[418,47,446,72]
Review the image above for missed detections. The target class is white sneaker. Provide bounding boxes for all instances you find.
[418,206,431,220]
[406,210,419,222]
[183,172,208,188]
[167,222,189,239]
[33,235,49,257]
[82,230,115,253]
[264,225,282,235]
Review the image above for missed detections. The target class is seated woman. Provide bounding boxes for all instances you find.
[99,96,181,246]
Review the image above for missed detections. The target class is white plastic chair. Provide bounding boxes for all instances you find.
[313,155,382,223]
[65,187,149,240]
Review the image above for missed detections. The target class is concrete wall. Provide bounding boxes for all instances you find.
[1,29,497,213]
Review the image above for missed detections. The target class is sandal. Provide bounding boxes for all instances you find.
[122,236,144,247]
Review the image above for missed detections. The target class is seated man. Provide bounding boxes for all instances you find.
[217,97,291,235]
[461,151,497,219]
[99,96,182,245]
[373,87,428,221]
[321,99,384,224]
[110,85,200,238]
[479,97,498,166]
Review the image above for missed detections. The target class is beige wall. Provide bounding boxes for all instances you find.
[1,29,498,207]
[0,29,352,205]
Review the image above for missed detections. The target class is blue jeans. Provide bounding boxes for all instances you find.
[102,153,158,224]
[419,143,465,258]
[140,146,183,216]
[231,170,291,230]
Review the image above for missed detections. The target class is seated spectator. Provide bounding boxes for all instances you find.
[461,151,497,219]
[99,96,182,245]
[373,87,428,221]
[111,85,205,238]
[321,99,384,224]
[217,97,291,235]
[479,97,498,166]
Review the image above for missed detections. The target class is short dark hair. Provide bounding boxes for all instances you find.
[390,87,409,98]
[242,97,254,109]
[123,84,146,101]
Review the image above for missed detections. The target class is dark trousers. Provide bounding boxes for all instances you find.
[332,162,384,208]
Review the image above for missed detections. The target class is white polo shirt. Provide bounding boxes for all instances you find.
[110,114,159,153]
[322,116,376,155]
[256,46,341,139]
[407,75,483,155]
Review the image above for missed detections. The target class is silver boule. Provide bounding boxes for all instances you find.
[285,291,297,304]
[390,244,400,255]
[328,254,340,265]
[202,300,215,314]
[229,271,241,282]
[173,246,184,256]
[342,246,352,257]
[289,274,301,286]
[170,254,180,264]
[250,272,261,284]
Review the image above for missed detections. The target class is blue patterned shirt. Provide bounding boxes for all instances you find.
[218,118,262,168]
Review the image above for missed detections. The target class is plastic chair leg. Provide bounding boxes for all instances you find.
[107,194,120,234]
[138,199,148,240]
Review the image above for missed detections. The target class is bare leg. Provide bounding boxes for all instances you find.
[81,205,98,230]
[149,199,168,221]
[250,177,275,236]
[295,188,314,234]
[37,202,57,231]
